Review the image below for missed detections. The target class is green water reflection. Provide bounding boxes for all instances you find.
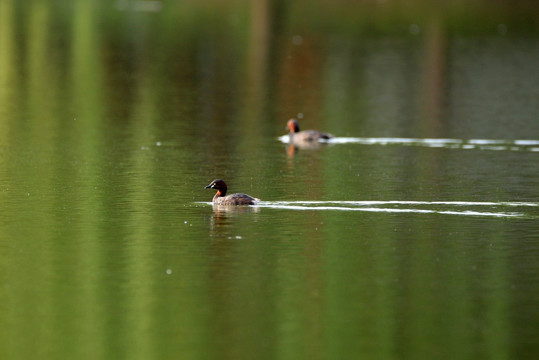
[1,0,539,359]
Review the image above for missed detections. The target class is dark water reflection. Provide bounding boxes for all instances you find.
[1,0,539,359]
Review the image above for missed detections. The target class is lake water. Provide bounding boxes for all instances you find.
[1,1,539,359]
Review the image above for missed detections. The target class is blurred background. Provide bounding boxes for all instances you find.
[1,0,539,359]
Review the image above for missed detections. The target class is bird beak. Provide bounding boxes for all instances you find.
[205,184,212,189]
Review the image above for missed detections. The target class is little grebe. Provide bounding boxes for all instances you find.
[205,179,260,205]
[286,118,334,142]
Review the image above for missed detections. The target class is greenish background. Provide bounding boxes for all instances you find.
[1,0,539,359]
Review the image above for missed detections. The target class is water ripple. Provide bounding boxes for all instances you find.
[258,200,539,218]
[199,201,538,218]
[259,204,521,218]
[267,200,539,207]
[278,136,539,152]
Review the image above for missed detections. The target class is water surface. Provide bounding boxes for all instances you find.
[1,1,539,359]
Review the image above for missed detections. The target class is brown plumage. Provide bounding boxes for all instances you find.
[205,179,260,205]
[286,118,334,143]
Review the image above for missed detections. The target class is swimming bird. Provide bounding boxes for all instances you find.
[205,179,260,205]
[286,118,334,143]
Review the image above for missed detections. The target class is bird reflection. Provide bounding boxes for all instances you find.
[212,204,260,216]
[209,204,260,232]
[286,141,333,157]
